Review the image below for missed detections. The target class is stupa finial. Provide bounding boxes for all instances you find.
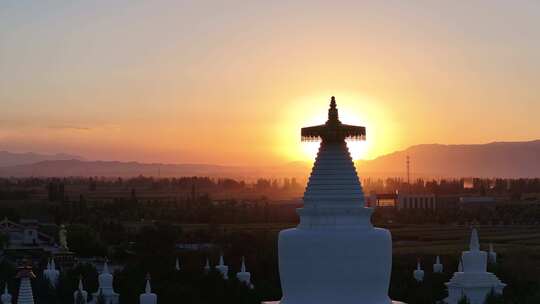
[327,96,340,124]
[145,273,152,293]
[469,228,480,251]
[301,96,365,142]
[219,255,224,266]
[78,275,84,291]
[103,259,110,274]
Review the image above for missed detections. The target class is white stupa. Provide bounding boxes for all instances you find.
[73,277,88,303]
[92,261,119,304]
[44,259,59,288]
[433,256,444,273]
[215,255,229,280]
[1,284,12,304]
[273,97,397,304]
[16,265,35,304]
[488,243,497,264]
[139,275,157,304]
[445,228,506,304]
[236,257,253,289]
[413,260,424,282]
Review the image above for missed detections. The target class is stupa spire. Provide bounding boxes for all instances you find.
[145,274,152,293]
[241,256,246,273]
[175,257,181,271]
[16,262,36,304]
[433,255,443,273]
[204,258,211,273]
[103,260,110,274]
[469,228,480,251]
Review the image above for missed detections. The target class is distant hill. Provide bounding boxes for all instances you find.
[0,140,539,178]
[0,159,309,180]
[358,140,540,178]
[0,151,83,167]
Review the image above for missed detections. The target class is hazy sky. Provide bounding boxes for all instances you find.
[1,1,539,165]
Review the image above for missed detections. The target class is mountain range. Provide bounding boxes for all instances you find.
[358,140,540,178]
[0,151,84,167]
[1,140,539,178]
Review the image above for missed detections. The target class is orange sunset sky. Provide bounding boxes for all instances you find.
[1,1,540,166]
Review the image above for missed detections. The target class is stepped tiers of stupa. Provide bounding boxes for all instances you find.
[15,264,36,304]
[444,228,506,304]
[274,97,401,304]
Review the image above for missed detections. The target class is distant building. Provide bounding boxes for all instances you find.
[459,196,496,204]
[0,218,56,261]
[398,194,437,210]
[0,218,75,268]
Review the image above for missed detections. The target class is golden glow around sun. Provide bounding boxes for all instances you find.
[273,92,397,163]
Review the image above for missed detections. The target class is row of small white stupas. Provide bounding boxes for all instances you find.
[1,255,253,304]
[206,255,254,288]
[412,228,505,304]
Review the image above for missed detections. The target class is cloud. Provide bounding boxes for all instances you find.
[48,125,91,131]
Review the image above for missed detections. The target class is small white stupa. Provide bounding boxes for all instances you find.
[16,264,35,304]
[215,255,229,280]
[139,275,157,304]
[413,260,425,282]
[42,260,51,282]
[273,98,399,304]
[433,256,443,273]
[236,257,253,289]
[175,257,181,271]
[488,243,497,264]
[445,228,506,304]
[46,259,59,288]
[92,261,119,304]
[1,283,12,304]
[73,276,88,303]
[204,258,211,273]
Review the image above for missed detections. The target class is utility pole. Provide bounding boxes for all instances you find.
[406,155,411,188]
